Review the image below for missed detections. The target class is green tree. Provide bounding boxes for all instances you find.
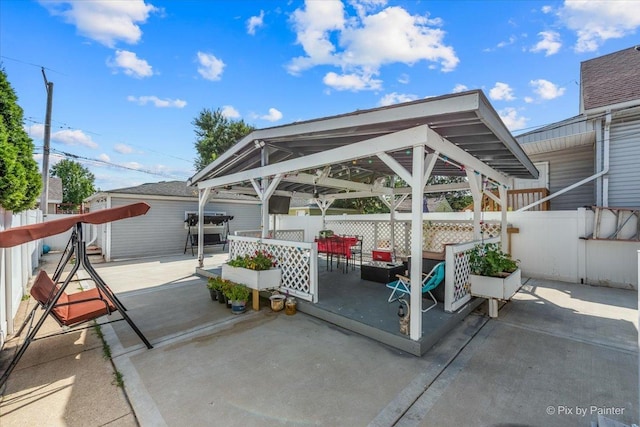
[0,68,42,212]
[50,159,96,207]
[193,108,254,171]
[427,175,472,211]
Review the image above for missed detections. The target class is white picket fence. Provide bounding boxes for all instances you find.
[0,208,42,347]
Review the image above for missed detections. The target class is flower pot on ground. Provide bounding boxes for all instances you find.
[208,277,233,304]
[468,243,522,300]
[225,284,250,315]
[269,293,285,312]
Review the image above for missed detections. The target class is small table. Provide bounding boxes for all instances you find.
[361,262,405,284]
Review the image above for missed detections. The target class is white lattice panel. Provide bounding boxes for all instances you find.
[274,230,304,242]
[326,219,500,261]
[444,237,500,312]
[228,236,315,301]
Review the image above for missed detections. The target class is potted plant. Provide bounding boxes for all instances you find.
[225,283,250,314]
[207,276,229,303]
[221,250,282,291]
[468,242,521,300]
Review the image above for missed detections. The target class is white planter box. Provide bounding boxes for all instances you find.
[469,268,522,300]
[221,265,282,290]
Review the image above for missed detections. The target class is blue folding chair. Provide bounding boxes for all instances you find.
[386,261,445,312]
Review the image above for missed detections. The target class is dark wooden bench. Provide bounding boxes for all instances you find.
[185,232,227,255]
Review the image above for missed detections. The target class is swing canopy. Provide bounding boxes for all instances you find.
[0,202,150,248]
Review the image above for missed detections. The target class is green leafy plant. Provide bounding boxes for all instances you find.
[468,243,519,277]
[207,276,231,291]
[224,283,250,302]
[227,250,276,271]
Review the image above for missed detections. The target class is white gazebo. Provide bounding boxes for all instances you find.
[188,90,538,341]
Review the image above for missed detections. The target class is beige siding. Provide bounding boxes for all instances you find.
[109,198,261,259]
[528,144,595,210]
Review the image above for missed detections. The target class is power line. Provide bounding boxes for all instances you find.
[25,117,193,164]
[0,55,65,75]
[44,148,190,180]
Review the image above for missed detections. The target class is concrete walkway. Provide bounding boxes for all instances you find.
[1,255,637,426]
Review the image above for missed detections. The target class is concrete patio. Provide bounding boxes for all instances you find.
[0,254,637,426]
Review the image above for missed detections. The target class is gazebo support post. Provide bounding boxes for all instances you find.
[499,185,509,252]
[466,169,483,240]
[197,187,211,268]
[409,144,426,340]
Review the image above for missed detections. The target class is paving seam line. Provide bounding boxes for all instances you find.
[368,313,492,427]
[394,318,499,426]
[105,311,265,427]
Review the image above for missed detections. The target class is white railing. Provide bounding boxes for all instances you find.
[235,229,305,242]
[444,236,500,313]
[227,235,318,302]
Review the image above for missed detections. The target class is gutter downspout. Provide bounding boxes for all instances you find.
[517,111,611,212]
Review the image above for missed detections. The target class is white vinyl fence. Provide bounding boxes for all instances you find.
[277,208,639,290]
[0,208,42,347]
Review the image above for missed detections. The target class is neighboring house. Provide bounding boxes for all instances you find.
[85,181,261,261]
[515,46,640,210]
[38,177,63,214]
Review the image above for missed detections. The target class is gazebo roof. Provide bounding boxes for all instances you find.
[189,90,537,198]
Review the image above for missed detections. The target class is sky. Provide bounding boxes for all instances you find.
[2,0,640,191]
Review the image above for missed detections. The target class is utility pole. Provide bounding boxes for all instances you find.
[40,68,53,216]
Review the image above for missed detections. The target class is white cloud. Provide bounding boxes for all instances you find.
[530,31,561,56]
[108,50,153,78]
[24,123,45,140]
[196,51,225,81]
[221,105,240,119]
[498,107,528,131]
[288,2,458,90]
[98,153,111,162]
[52,129,98,149]
[489,82,516,101]
[398,73,410,84]
[530,79,565,100]
[378,92,418,106]
[452,84,468,93]
[541,5,553,14]
[497,35,517,48]
[349,0,389,18]
[247,10,265,35]
[260,108,283,122]
[123,161,143,170]
[524,96,534,103]
[114,143,134,154]
[323,71,382,91]
[559,0,640,52]
[127,95,187,108]
[40,0,158,47]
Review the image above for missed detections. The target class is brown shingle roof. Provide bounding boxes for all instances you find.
[108,181,198,198]
[581,46,640,111]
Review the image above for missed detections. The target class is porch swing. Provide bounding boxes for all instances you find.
[0,202,154,389]
[183,213,234,255]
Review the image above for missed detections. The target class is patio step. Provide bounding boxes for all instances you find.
[86,246,104,263]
